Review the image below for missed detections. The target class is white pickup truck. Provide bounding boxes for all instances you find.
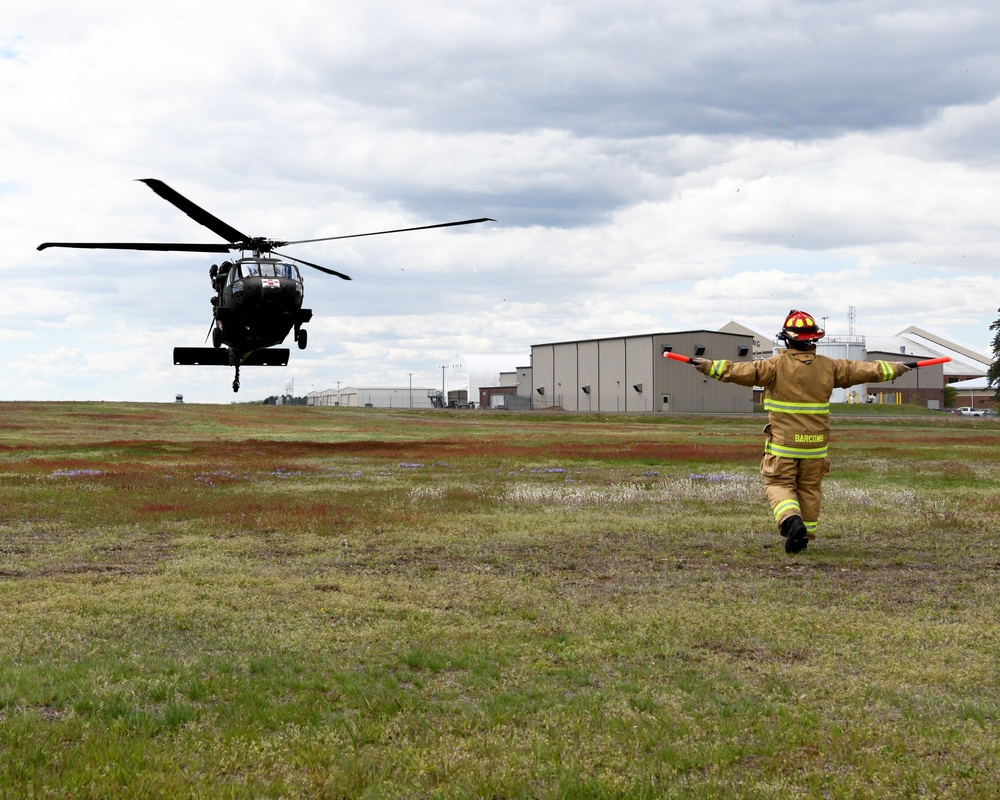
[956,407,986,417]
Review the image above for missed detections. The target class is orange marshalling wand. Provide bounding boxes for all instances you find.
[905,357,950,368]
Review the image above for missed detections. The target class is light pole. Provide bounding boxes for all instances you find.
[408,373,414,409]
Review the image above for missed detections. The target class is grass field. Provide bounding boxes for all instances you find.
[1,402,999,798]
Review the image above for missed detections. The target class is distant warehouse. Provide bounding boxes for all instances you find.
[308,386,436,408]
[528,330,755,413]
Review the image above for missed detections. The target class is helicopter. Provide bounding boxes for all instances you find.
[38,179,493,392]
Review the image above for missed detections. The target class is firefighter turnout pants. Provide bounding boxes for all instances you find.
[759,453,831,539]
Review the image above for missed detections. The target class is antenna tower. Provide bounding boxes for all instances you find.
[848,305,856,336]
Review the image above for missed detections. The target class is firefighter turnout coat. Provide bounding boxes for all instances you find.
[697,347,907,539]
[697,347,905,460]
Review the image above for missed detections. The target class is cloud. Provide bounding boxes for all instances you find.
[2,0,1000,403]
[255,1,992,139]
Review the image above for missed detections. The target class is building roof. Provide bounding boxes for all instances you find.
[533,330,751,348]
[865,333,987,378]
[948,376,996,390]
[719,320,774,355]
[896,326,992,369]
[308,386,434,395]
[865,335,940,359]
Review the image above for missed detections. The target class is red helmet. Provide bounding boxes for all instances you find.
[781,310,825,341]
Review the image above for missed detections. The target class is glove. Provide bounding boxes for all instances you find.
[691,358,713,375]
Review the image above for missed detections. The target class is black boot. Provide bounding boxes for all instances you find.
[781,515,809,554]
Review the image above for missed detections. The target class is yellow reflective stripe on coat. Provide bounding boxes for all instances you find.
[763,398,830,414]
[709,360,728,379]
[764,441,828,459]
[876,360,892,381]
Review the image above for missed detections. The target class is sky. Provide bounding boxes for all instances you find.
[3,0,1000,403]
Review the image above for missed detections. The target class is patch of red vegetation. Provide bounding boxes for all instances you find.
[24,458,104,472]
[838,431,962,442]
[69,412,169,423]
[179,437,758,463]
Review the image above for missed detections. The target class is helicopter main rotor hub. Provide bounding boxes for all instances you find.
[238,237,287,257]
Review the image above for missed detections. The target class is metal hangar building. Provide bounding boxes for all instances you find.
[528,330,755,413]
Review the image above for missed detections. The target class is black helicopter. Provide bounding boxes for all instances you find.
[38,179,493,391]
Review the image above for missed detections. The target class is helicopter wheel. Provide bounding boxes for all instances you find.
[296,328,307,350]
[233,365,240,393]
[212,327,223,349]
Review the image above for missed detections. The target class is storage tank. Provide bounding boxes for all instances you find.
[816,339,867,403]
[445,353,527,407]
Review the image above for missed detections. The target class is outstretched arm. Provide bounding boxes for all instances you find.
[690,357,773,387]
[836,359,911,387]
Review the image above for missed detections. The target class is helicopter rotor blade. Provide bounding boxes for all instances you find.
[273,250,352,280]
[284,217,495,246]
[37,241,232,253]
[137,179,250,244]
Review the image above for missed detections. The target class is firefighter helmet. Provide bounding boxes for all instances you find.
[781,310,825,341]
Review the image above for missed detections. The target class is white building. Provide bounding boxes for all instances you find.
[307,386,436,409]
[441,353,528,405]
[947,376,996,410]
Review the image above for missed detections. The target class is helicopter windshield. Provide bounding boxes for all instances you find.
[237,262,300,281]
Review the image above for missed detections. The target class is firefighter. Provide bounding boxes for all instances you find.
[690,310,911,554]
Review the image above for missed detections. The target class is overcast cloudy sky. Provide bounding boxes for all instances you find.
[3,0,999,403]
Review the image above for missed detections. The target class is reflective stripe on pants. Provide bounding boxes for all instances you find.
[759,453,831,539]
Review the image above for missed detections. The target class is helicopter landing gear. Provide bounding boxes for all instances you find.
[233,364,240,393]
[212,326,223,349]
[295,327,307,350]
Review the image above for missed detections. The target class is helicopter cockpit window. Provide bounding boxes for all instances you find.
[235,262,301,281]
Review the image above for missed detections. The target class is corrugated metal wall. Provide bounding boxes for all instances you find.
[531,330,754,413]
[578,340,599,410]
[552,343,577,409]
[596,339,624,411]
[654,331,754,413]
[625,337,653,412]
[532,347,554,405]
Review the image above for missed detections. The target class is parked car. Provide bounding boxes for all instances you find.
[955,407,986,417]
